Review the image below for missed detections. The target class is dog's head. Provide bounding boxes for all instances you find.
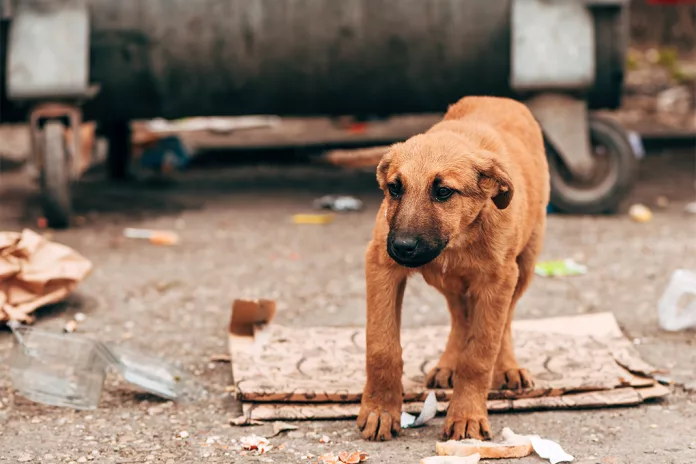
[377,130,513,268]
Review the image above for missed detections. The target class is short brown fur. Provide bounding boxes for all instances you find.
[357,96,550,442]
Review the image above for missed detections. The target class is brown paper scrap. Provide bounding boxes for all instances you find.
[0,229,92,322]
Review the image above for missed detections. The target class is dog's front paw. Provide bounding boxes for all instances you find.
[357,401,401,441]
[442,413,492,441]
[492,367,534,390]
[425,365,455,389]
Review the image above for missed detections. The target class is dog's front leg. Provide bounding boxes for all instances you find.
[357,247,407,441]
[443,267,518,441]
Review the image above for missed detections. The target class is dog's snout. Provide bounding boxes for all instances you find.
[392,236,419,256]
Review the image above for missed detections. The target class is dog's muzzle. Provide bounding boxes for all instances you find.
[387,232,445,268]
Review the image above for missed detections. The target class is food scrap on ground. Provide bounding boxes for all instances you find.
[316,451,369,464]
[239,434,272,454]
[0,229,93,323]
[436,427,573,463]
[436,427,533,459]
[629,203,653,223]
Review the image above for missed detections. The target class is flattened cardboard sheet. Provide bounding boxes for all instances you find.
[229,312,667,420]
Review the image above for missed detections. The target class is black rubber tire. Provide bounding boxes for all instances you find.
[548,116,639,215]
[40,121,72,228]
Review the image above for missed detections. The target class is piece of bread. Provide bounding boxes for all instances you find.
[421,454,481,464]
[435,427,533,459]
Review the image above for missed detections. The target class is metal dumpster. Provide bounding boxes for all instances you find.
[1,0,638,227]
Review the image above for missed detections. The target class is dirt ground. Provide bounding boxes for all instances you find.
[1,146,696,464]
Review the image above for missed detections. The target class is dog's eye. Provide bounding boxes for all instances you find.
[387,183,402,198]
[435,186,454,201]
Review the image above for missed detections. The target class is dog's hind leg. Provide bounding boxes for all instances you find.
[425,292,472,389]
[491,228,544,390]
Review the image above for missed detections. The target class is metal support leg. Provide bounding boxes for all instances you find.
[526,93,596,180]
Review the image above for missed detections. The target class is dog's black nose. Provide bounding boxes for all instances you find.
[392,236,419,256]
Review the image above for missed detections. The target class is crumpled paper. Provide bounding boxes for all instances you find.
[0,229,92,322]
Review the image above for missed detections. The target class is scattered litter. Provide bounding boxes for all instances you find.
[146,116,281,135]
[436,427,533,459]
[535,259,587,277]
[123,228,180,246]
[658,269,696,331]
[626,131,645,159]
[530,436,575,464]
[319,435,331,444]
[312,195,363,212]
[8,323,206,409]
[655,196,670,209]
[629,203,653,223]
[338,451,369,463]
[230,415,263,426]
[63,320,78,333]
[317,451,369,464]
[685,202,696,215]
[138,135,191,173]
[240,434,272,454]
[421,455,480,464]
[292,213,335,225]
[210,354,231,363]
[401,391,437,429]
[0,229,92,323]
[436,428,573,463]
[74,312,86,322]
[178,431,189,439]
[271,421,298,437]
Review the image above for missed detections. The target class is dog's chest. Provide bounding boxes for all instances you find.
[420,267,470,294]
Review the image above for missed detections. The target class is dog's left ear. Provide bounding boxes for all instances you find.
[477,157,514,209]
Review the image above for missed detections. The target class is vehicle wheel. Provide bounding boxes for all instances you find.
[40,121,72,228]
[548,115,638,215]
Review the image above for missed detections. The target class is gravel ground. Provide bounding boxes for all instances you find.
[1,148,696,464]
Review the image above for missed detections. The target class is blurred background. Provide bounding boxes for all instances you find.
[0,1,696,463]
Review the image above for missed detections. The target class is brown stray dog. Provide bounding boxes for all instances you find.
[357,96,549,442]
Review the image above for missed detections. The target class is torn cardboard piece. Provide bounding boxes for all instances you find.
[0,229,92,323]
[228,312,668,420]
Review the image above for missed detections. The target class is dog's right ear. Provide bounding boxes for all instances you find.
[376,147,396,190]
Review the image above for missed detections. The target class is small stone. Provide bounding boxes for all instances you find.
[178,431,189,439]
[649,424,658,429]
[75,312,86,322]
[43,454,54,461]
[77,458,88,463]
[17,452,33,462]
